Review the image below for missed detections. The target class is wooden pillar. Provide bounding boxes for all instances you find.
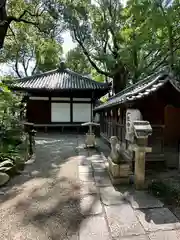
[70,95,73,123]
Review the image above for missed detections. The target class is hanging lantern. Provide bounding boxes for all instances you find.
[111,110,113,117]
[118,108,121,116]
[105,112,107,116]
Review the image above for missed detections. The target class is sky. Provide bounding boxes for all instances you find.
[62,31,77,54]
[1,0,127,75]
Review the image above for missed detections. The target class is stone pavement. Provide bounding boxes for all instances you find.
[78,138,180,240]
[0,133,179,240]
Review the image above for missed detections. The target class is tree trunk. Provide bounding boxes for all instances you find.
[112,66,127,94]
[0,1,8,48]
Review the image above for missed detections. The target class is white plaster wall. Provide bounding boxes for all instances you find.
[73,103,91,122]
[51,103,70,122]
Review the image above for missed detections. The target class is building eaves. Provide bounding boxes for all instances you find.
[94,67,173,111]
[8,68,109,91]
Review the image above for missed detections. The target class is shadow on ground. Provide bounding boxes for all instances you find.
[0,133,100,240]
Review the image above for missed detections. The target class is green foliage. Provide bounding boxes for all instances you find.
[0,0,64,77]
[2,0,180,89]
[66,46,91,74]
[66,46,106,82]
[0,83,28,183]
[59,0,180,90]
[100,95,109,103]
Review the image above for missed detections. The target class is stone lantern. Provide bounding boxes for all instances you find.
[81,122,100,148]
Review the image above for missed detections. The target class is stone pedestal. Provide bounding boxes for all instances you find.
[130,144,152,190]
[85,133,96,148]
[108,157,132,185]
[134,151,146,190]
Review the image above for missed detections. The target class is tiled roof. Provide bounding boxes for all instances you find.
[9,68,109,91]
[95,67,178,111]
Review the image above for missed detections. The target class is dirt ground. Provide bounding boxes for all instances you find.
[0,133,88,240]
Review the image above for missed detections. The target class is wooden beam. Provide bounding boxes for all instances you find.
[70,95,73,123]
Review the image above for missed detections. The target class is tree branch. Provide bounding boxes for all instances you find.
[8,25,18,44]
[73,29,110,77]
[7,16,38,26]
[152,45,180,72]
[107,2,119,58]
[31,61,38,76]
[14,53,22,78]
[25,48,34,75]
[22,51,28,77]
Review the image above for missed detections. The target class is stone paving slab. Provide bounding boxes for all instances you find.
[120,235,149,240]
[79,216,111,240]
[105,204,145,238]
[173,208,180,220]
[80,195,103,216]
[80,182,98,196]
[79,172,95,182]
[135,208,180,232]
[99,186,126,206]
[88,154,105,163]
[148,230,180,240]
[127,191,164,209]
[78,165,93,173]
[94,171,112,187]
[78,156,92,166]
[92,162,106,172]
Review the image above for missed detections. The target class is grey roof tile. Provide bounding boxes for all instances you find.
[94,67,177,111]
[10,68,109,91]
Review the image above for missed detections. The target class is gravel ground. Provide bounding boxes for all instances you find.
[0,133,90,240]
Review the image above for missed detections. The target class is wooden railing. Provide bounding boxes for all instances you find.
[100,119,165,160]
[100,119,125,142]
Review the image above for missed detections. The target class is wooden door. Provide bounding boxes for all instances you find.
[164,105,180,168]
[27,100,51,124]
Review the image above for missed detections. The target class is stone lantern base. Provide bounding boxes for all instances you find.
[108,157,132,185]
[85,133,96,148]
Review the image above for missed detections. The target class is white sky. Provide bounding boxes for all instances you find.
[62,31,77,54]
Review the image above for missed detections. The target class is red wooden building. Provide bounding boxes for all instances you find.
[94,68,180,168]
[10,63,109,131]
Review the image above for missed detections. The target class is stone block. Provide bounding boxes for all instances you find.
[121,235,149,240]
[85,133,96,147]
[78,165,93,173]
[127,191,164,209]
[79,157,91,166]
[119,163,132,177]
[80,195,103,215]
[108,157,120,177]
[79,172,94,182]
[173,208,180,220]
[80,182,98,196]
[88,154,105,163]
[135,208,180,232]
[92,162,106,172]
[99,186,125,206]
[108,170,130,185]
[105,204,145,238]
[148,230,180,240]
[108,157,132,179]
[79,216,110,240]
[94,171,112,187]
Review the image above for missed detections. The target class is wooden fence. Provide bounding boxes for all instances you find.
[100,119,165,161]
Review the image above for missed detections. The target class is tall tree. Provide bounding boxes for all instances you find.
[0,0,64,77]
[66,46,91,74]
[0,0,64,49]
[60,0,180,92]
[66,46,106,82]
